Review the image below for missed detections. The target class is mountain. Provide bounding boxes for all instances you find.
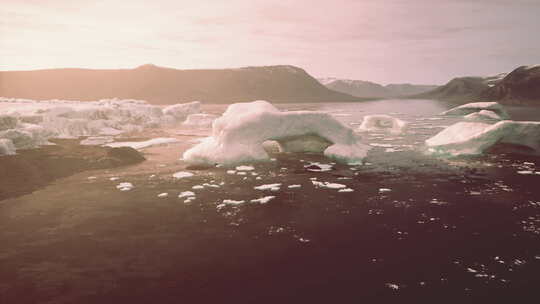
[411,73,506,102]
[481,65,540,105]
[317,78,438,98]
[0,64,363,104]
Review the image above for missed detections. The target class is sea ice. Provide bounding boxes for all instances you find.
[312,181,347,189]
[254,183,282,191]
[250,196,276,204]
[172,171,194,179]
[357,115,407,134]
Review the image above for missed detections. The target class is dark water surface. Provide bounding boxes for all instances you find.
[1,100,540,303]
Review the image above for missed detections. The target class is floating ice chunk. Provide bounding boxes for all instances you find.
[157,192,168,198]
[173,171,194,179]
[426,121,540,156]
[178,191,195,198]
[465,110,504,121]
[288,184,302,189]
[116,182,134,191]
[163,101,201,121]
[385,283,400,290]
[250,196,276,204]
[441,102,509,119]
[254,183,282,191]
[183,100,370,165]
[109,177,120,181]
[221,199,246,206]
[182,113,218,128]
[192,185,204,190]
[370,143,394,148]
[236,165,255,171]
[338,188,354,192]
[87,176,97,180]
[379,188,392,193]
[358,115,407,134]
[517,170,534,175]
[105,137,179,150]
[0,138,16,155]
[227,170,236,174]
[312,181,347,189]
[236,171,247,175]
[304,162,333,172]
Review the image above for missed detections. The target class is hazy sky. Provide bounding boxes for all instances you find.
[1,0,539,84]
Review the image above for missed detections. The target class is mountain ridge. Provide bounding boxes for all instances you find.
[0,64,365,104]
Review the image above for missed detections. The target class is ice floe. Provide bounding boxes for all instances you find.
[254,183,282,191]
[183,100,370,165]
[357,115,407,134]
[250,196,276,204]
[116,182,134,191]
[441,102,509,120]
[311,181,347,189]
[426,121,540,156]
[173,171,194,179]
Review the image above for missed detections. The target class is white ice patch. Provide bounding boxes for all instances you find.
[250,196,276,204]
[236,165,255,171]
[312,181,347,189]
[304,162,333,172]
[338,188,354,192]
[358,115,407,135]
[254,183,282,191]
[173,171,194,179]
[157,192,168,198]
[178,191,195,198]
[183,100,370,165]
[116,182,134,191]
[288,184,302,189]
[105,137,179,150]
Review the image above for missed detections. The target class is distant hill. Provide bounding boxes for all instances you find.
[317,77,438,98]
[0,64,363,104]
[410,73,507,103]
[481,65,540,105]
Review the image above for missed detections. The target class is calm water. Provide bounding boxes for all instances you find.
[1,99,540,304]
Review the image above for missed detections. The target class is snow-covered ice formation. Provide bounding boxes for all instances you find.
[441,102,509,120]
[426,121,540,156]
[183,100,370,165]
[464,110,504,122]
[182,113,218,128]
[357,115,407,134]
[0,97,201,155]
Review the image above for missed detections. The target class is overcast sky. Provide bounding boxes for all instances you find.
[1,0,539,84]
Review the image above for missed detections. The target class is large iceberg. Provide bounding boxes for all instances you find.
[426,120,540,156]
[183,100,370,165]
[357,114,407,134]
[0,97,202,155]
[441,102,509,120]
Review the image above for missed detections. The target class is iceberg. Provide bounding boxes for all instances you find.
[182,113,218,128]
[464,110,504,121]
[441,102,509,119]
[183,100,370,165]
[426,121,540,156]
[0,97,202,153]
[357,115,407,134]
